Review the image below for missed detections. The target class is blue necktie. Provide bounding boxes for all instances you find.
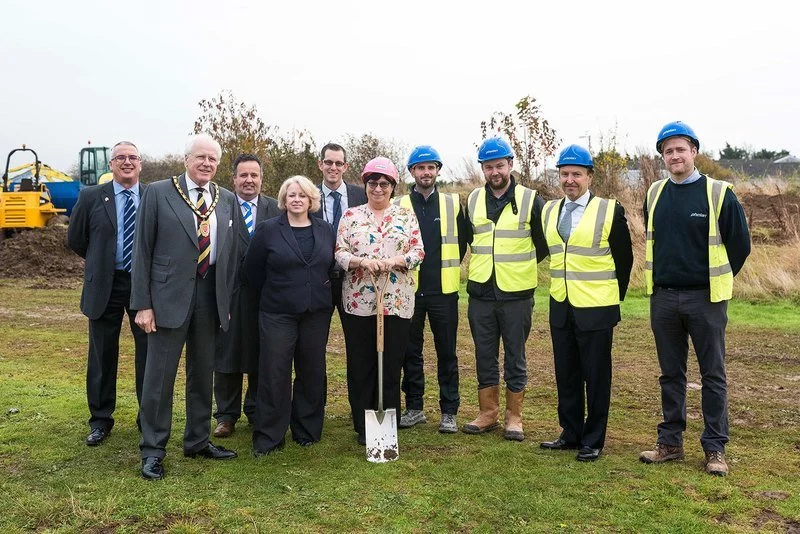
[121,189,135,272]
[330,191,342,233]
[558,201,579,242]
[243,201,254,237]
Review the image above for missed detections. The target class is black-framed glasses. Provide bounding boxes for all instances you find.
[322,159,346,168]
[366,181,393,190]
[112,155,141,163]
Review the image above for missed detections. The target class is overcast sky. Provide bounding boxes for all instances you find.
[1,0,797,179]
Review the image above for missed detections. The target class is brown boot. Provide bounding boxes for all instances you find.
[704,450,728,476]
[639,443,684,463]
[462,386,500,434]
[503,389,525,441]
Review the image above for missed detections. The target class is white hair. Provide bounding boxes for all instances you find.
[184,133,222,160]
[111,141,139,157]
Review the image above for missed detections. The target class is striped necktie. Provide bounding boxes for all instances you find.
[242,201,254,237]
[121,189,135,272]
[558,201,579,241]
[196,188,210,278]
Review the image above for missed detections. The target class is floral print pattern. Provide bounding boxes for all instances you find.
[335,203,424,319]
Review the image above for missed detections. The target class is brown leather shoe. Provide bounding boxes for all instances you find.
[213,421,235,438]
[639,443,684,463]
[704,450,728,476]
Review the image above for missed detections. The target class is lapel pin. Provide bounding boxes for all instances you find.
[104,197,109,202]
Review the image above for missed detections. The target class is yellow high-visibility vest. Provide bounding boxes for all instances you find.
[542,197,618,307]
[393,192,461,294]
[645,176,734,302]
[467,185,537,292]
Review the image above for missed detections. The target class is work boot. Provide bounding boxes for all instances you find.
[704,450,728,476]
[503,388,525,441]
[462,386,500,434]
[639,443,685,464]
[398,409,427,428]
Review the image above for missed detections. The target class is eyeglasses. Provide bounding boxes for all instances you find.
[322,159,346,168]
[192,154,219,165]
[111,155,141,163]
[366,181,393,190]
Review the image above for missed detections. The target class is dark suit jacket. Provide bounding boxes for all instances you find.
[68,180,147,320]
[243,212,335,315]
[130,173,239,330]
[312,182,368,224]
[549,195,634,331]
[216,194,280,373]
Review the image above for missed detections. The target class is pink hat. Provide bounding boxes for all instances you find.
[361,157,399,184]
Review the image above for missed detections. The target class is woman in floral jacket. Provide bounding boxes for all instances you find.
[334,157,425,446]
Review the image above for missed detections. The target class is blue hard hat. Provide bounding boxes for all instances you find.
[556,144,593,169]
[656,121,700,153]
[477,137,514,163]
[407,145,442,171]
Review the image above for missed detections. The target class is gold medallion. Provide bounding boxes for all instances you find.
[200,220,210,237]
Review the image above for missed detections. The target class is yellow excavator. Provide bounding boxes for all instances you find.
[0,144,113,234]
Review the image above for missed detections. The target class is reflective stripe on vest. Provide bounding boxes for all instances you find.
[645,176,734,302]
[393,192,461,294]
[542,197,618,307]
[467,185,537,291]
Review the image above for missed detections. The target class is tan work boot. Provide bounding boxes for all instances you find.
[704,450,728,476]
[503,389,525,441]
[639,443,685,463]
[462,386,500,434]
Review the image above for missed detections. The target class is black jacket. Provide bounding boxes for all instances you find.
[243,212,335,314]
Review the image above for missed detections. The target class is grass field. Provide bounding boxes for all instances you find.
[0,279,798,532]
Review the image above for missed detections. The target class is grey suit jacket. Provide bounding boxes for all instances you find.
[130,173,239,330]
[68,180,147,320]
[216,194,280,373]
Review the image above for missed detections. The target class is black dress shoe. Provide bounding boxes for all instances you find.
[576,447,602,462]
[141,457,164,480]
[86,427,110,446]
[357,434,366,446]
[540,437,579,450]
[184,442,237,460]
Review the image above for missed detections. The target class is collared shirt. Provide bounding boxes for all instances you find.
[113,181,140,270]
[670,167,701,185]
[237,195,257,226]
[321,181,348,225]
[557,189,591,236]
[185,174,218,265]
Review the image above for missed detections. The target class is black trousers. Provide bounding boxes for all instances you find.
[252,310,331,452]
[467,297,532,392]
[550,306,613,450]
[213,372,257,424]
[402,293,460,414]
[86,270,148,431]
[650,287,729,452]
[342,312,411,439]
[139,272,218,459]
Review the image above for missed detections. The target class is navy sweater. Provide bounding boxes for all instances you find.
[643,175,751,289]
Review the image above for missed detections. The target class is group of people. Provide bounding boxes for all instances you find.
[67,120,750,481]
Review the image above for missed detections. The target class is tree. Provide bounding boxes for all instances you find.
[342,133,408,189]
[192,90,317,194]
[140,154,185,184]
[751,148,790,160]
[479,95,558,187]
[718,142,748,160]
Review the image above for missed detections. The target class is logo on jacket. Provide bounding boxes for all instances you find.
[690,212,708,218]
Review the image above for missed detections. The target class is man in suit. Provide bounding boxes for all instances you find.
[312,143,367,314]
[132,133,240,480]
[68,141,148,446]
[212,154,280,438]
[539,145,633,462]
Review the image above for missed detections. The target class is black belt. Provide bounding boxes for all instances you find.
[655,284,709,291]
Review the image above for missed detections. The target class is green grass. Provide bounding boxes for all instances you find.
[1,280,798,532]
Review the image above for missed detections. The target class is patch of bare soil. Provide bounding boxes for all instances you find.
[0,225,83,279]
[740,189,800,244]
